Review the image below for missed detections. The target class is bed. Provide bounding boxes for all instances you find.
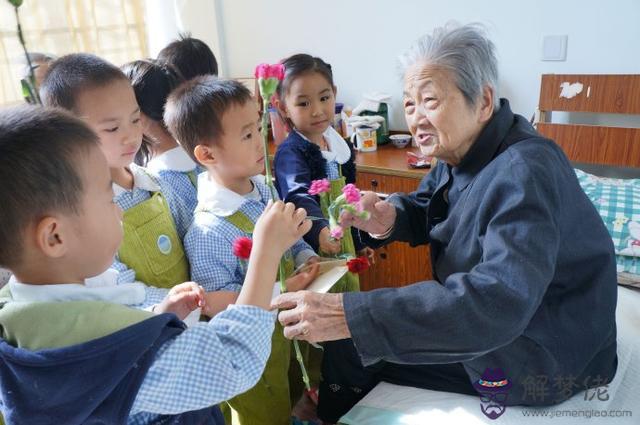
[339,74,640,424]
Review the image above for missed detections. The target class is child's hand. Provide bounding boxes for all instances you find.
[357,247,376,265]
[253,200,312,258]
[155,281,205,320]
[319,226,342,254]
[285,260,320,292]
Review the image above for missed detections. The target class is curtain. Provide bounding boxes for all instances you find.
[0,0,147,106]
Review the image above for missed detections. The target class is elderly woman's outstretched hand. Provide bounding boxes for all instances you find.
[340,191,396,236]
[271,291,351,342]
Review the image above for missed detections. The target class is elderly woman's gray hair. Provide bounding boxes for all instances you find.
[399,23,499,110]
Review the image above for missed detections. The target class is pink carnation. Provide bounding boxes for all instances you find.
[309,178,330,195]
[330,226,344,239]
[342,183,360,204]
[254,63,285,80]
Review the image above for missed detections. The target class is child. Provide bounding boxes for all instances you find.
[157,33,218,80]
[40,53,194,293]
[274,53,373,293]
[122,59,203,217]
[0,105,313,423]
[164,76,319,425]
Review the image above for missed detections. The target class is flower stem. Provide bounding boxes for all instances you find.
[14,6,40,104]
[261,96,311,392]
[261,99,277,199]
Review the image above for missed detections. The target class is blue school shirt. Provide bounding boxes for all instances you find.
[184,173,317,292]
[351,99,618,405]
[274,127,362,251]
[0,278,276,423]
[111,163,193,284]
[147,146,205,220]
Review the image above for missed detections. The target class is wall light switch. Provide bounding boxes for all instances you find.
[542,35,568,61]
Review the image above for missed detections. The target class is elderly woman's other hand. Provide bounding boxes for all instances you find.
[271,291,351,342]
[340,191,396,236]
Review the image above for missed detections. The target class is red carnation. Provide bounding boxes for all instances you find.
[232,236,253,260]
[347,256,370,274]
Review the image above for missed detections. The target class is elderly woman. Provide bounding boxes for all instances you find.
[272,23,618,422]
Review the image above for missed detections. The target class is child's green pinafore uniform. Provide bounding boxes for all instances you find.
[118,191,189,288]
[223,210,294,425]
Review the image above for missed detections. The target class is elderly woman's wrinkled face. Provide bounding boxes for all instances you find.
[403,64,491,166]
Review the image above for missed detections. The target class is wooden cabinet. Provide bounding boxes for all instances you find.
[354,146,433,291]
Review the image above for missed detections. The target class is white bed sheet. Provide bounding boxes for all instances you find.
[340,287,640,425]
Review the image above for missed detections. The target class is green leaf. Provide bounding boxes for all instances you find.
[8,0,24,8]
[20,78,36,104]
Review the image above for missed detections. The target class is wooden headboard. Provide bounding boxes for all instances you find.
[536,74,640,167]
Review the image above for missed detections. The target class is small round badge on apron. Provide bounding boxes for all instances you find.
[157,234,172,255]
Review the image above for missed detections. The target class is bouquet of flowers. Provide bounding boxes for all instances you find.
[309,181,370,241]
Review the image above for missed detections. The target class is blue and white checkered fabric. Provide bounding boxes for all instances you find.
[155,167,206,222]
[110,166,193,285]
[575,169,640,274]
[325,160,340,180]
[185,178,316,292]
[128,304,276,423]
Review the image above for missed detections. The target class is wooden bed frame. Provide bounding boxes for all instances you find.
[536,74,640,168]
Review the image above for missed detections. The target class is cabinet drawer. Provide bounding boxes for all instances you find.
[359,242,432,290]
[356,171,423,195]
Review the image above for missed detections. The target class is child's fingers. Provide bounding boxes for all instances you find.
[184,291,201,311]
[293,207,308,223]
[283,201,296,217]
[197,285,206,308]
[173,281,199,294]
[297,218,312,237]
[272,200,285,212]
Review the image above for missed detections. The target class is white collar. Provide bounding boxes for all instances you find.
[147,146,197,173]
[197,172,267,217]
[7,273,147,305]
[113,163,161,196]
[84,268,119,288]
[295,127,351,164]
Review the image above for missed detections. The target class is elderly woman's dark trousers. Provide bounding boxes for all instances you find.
[317,338,477,423]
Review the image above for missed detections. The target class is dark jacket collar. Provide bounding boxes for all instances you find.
[451,99,516,191]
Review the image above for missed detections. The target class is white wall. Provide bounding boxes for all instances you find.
[149,0,640,129]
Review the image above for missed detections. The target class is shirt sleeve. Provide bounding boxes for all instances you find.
[139,285,169,310]
[159,174,193,240]
[291,238,317,267]
[130,305,276,415]
[359,162,443,249]
[344,161,561,366]
[274,144,328,251]
[185,221,243,293]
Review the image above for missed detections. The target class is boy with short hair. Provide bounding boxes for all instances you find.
[164,77,319,425]
[0,105,312,424]
[157,33,218,80]
[40,53,195,293]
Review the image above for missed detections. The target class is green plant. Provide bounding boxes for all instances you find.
[8,0,41,104]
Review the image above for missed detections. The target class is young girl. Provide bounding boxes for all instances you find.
[274,53,372,293]
[122,59,203,217]
[40,54,193,293]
